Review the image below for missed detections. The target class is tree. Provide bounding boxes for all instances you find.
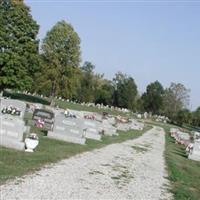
[94,80,114,106]
[163,82,190,120]
[113,72,138,110]
[0,0,39,91]
[77,61,96,102]
[141,81,164,114]
[175,109,192,126]
[192,107,200,127]
[35,20,81,99]
[135,95,145,112]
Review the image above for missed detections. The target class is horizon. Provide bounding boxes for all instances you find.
[25,0,200,110]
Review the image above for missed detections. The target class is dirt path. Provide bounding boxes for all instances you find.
[0,127,172,200]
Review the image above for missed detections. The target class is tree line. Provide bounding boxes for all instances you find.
[0,0,199,127]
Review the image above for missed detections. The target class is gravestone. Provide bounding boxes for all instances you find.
[188,140,200,161]
[0,98,26,118]
[101,120,117,136]
[84,127,101,141]
[0,136,25,151]
[62,120,76,126]
[48,130,86,145]
[48,113,86,145]
[0,99,29,150]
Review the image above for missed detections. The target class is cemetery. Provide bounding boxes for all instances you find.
[170,128,200,161]
[0,97,149,185]
[1,1,200,198]
[0,97,145,153]
[1,95,200,199]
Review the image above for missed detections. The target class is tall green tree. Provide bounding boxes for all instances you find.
[141,81,164,114]
[175,109,192,126]
[94,79,114,106]
[113,72,138,110]
[163,82,190,120]
[77,61,96,102]
[192,107,200,127]
[35,20,81,98]
[0,0,39,91]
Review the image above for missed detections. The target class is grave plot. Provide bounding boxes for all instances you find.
[129,120,144,130]
[0,117,29,151]
[32,109,54,131]
[80,120,102,141]
[176,131,191,146]
[0,99,29,151]
[116,123,130,132]
[85,128,101,141]
[47,113,86,145]
[170,128,200,162]
[116,119,144,132]
[60,108,118,138]
[188,140,200,161]
[83,111,102,122]
[62,118,102,141]
[101,120,118,136]
[1,98,26,118]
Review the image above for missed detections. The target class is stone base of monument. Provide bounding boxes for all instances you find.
[0,136,25,151]
[188,154,200,161]
[103,128,118,136]
[85,131,101,141]
[188,141,200,161]
[48,131,86,145]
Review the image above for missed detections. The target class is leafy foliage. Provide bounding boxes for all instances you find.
[142,81,164,114]
[34,20,81,99]
[163,83,190,120]
[0,0,39,91]
[113,72,138,110]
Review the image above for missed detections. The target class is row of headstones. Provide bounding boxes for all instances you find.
[48,109,144,145]
[0,98,144,150]
[0,98,30,150]
[135,112,169,122]
[116,119,144,132]
[188,131,200,161]
[15,90,131,114]
[48,111,118,145]
[170,128,200,162]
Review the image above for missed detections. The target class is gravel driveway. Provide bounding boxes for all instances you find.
[0,127,172,200]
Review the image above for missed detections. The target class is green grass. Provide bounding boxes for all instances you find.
[0,125,151,185]
[146,120,200,200]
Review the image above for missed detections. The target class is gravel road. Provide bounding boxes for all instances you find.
[0,127,172,200]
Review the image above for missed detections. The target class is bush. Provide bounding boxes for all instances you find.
[3,90,50,105]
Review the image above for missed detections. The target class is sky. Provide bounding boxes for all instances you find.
[25,0,200,110]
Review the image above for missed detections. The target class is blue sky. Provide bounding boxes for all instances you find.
[25,0,200,110]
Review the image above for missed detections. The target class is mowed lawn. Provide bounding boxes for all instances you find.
[0,125,150,185]
[147,121,200,200]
